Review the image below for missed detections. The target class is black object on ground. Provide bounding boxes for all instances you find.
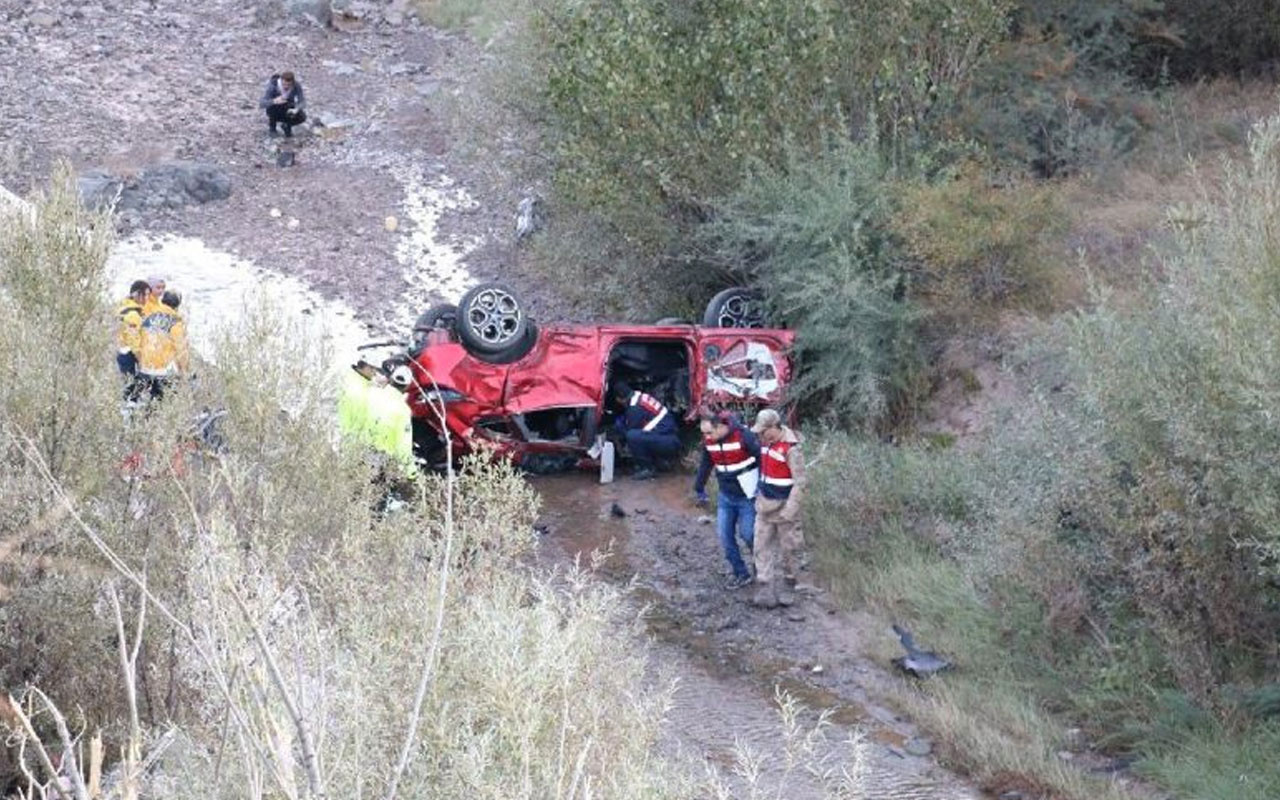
[891,624,953,677]
[610,502,627,518]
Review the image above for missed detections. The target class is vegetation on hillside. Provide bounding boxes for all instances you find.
[421,0,1280,796]
[0,177,680,799]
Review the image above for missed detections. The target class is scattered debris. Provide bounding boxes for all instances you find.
[610,502,627,519]
[515,195,542,242]
[269,207,283,218]
[905,736,933,757]
[697,515,712,526]
[286,218,300,230]
[384,215,399,232]
[811,664,824,674]
[890,624,953,677]
[276,150,296,168]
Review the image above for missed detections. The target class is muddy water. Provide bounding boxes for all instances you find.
[532,473,982,799]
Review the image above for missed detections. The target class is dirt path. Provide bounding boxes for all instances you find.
[532,473,983,798]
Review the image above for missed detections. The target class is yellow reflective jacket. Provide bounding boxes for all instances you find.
[136,303,190,377]
[337,370,414,469]
[116,298,145,354]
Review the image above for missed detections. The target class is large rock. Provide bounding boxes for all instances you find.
[78,161,232,213]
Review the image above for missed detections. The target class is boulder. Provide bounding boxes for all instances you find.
[78,161,232,213]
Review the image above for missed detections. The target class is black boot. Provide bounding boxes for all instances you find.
[283,123,293,138]
[269,122,279,137]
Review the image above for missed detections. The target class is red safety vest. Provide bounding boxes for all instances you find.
[760,440,795,499]
[630,391,670,431]
[705,428,756,475]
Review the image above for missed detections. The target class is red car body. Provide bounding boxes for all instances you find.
[403,322,796,470]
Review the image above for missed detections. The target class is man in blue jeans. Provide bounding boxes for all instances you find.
[693,409,761,588]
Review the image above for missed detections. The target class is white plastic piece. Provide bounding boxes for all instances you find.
[600,441,615,484]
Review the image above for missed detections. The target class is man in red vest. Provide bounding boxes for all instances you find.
[694,408,761,588]
[612,381,681,479]
[750,408,805,609]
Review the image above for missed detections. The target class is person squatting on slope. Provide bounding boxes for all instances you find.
[749,408,806,609]
[694,408,761,589]
[259,70,307,137]
[613,381,681,480]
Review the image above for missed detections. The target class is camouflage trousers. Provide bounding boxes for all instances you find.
[753,496,803,585]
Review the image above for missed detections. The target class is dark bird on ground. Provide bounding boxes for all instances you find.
[891,624,953,677]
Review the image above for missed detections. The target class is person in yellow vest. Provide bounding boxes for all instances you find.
[135,292,189,400]
[116,280,150,400]
[750,408,806,609]
[337,360,415,473]
[143,275,168,313]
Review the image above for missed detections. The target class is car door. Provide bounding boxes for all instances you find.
[693,329,794,408]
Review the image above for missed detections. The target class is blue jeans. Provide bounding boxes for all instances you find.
[717,491,756,580]
[625,429,681,470]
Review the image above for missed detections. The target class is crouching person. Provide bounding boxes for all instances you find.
[613,381,681,480]
[750,408,805,609]
[260,70,307,137]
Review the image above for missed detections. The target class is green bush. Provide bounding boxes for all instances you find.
[530,0,1010,268]
[895,166,1074,320]
[695,138,926,428]
[1158,0,1280,80]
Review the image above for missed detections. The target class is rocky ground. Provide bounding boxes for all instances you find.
[533,474,989,798]
[1,0,545,336]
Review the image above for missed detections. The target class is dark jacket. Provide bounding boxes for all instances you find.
[621,391,678,436]
[259,75,306,112]
[694,422,761,500]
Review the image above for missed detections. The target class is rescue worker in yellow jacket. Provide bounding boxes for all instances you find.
[337,360,415,473]
[143,275,168,314]
[116,280,149,380]
[135,294,189,400]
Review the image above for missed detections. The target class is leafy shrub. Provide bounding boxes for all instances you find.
[695,138,926,428]
[530,0,1011,273]
[1158,0,1280,80]
[958,1,1167,176]
[895,167,1074,321]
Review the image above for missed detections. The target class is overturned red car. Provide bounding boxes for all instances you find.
[377,283,795,472]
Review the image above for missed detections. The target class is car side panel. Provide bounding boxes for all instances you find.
[502,327,604,414]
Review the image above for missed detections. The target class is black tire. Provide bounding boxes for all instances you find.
[456,282,531,356]
[702,287,767,328]
[409,304,458,355]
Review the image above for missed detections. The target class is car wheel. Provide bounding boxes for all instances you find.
[456,282,531,357]
[409,303,458,354]
[703,287,767,328]
[475,322,538,364]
